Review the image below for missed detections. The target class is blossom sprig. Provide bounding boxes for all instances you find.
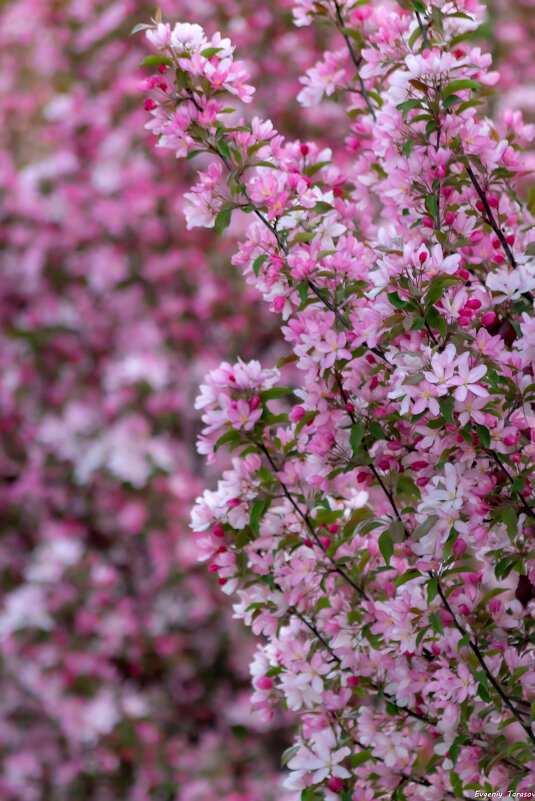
[141,4,535,800]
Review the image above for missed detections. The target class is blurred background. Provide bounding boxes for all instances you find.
[0,1,534,800]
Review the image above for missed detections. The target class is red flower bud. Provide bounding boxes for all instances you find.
[327,777,343,793]
[452,538,467,556]
[466,298,481,310]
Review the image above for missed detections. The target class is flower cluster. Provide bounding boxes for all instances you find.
[142,1,535,798]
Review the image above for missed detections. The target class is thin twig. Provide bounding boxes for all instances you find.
[257,442,368,599]
[333,0,376,120]
[435,578,535,745]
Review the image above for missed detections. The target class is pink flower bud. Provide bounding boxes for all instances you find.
[213,524,225,538]
[416,476,428,487]
[411,461,427,471]
[439,609,453,626]
[289,405,306,422]
[249,395,261,410]
[319,536,331,549]
[327,777,343,793]
[469,230,483,244]
[465,570,482,585]
[481,311,497,326]
[347,676,360,687]
[466,298,481,310]
[445,210,456,226]
[300,144,309,156]
[272,295,285,313]
[144,98,158,111]
[422,216,434,228]
[256,676,273,690]
[452,538,467,556]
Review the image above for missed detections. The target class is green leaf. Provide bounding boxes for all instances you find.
[439,396,455,424]
[351,750,372,767]
[252,254,268,277]
[215,208,232,234]
[443,78,481,97]
[350,422,365,457]
[443,93,463,109]
[214,428,239,452]
[394,568,421,588]
[217,140,232,161]
[477,683,490,702]
[474,423,490,449]
[388,291,409,309]
[298,282,308,305]
[261,387,293,400]
[425,194,438,219]
[425,276,458,307]
[429,611,443,634]
[390,520,406,543]
[501,507,518,540]
[449,737,461,764]
[397,475,420,498]
[413,515,439,540]
[250,501,266,535]
[316,596,331,611]
[140,55,173,67]
[427,578,438,603]
[396,98,423,118]
[379,529,394,565]
[200,46,223,58]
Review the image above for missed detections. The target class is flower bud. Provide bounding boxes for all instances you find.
[452,538,467,556]
[327,777,343,793]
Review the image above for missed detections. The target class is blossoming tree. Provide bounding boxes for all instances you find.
[141,1,535,798]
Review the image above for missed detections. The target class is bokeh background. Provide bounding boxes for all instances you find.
[0,1,534,799]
